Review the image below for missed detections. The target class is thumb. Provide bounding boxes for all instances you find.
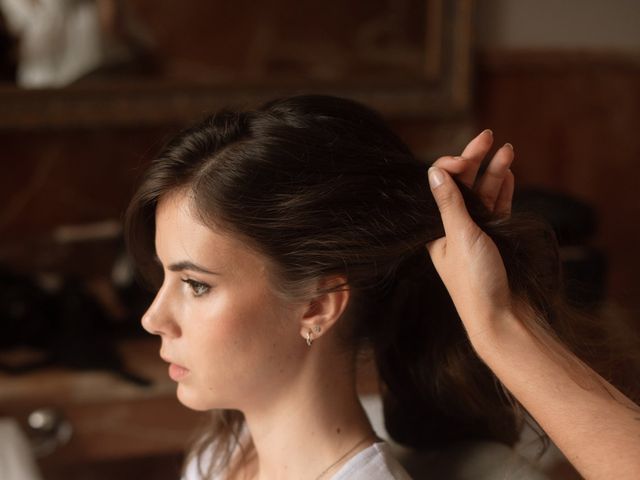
[428,166,474,236]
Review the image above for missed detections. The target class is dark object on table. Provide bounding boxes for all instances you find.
[0,268,150,386]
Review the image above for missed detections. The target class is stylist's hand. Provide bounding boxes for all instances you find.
[426,130,515,340]
[432,129,514,214]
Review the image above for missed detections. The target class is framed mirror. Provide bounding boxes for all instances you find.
[0,0,473,129]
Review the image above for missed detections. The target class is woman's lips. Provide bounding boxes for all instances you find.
[168,363,190,381]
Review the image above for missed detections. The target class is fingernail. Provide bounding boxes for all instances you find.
[483,129,493,137]
[504,142,513,150]
[428,167,444,188]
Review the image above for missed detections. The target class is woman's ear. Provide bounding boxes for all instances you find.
[298,275,350,345]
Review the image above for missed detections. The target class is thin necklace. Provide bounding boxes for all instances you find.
[314,434,376,480]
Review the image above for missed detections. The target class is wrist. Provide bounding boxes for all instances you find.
[467,304,536,363]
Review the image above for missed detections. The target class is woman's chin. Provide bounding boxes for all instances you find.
[176,384,226,411]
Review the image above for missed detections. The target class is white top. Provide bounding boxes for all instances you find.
[331,441,413,480]
[182,440,412,480]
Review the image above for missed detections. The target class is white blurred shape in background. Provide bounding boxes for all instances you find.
[0,0,152,88]
[0,418,43,480]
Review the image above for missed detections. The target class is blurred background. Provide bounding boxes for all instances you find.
[0,1,638,479]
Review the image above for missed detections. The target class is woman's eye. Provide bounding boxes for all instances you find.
[181,278,211,297]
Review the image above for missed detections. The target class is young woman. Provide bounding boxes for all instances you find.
[125,94,640,480]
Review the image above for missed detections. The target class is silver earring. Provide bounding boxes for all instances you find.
[306,329,313,346]
[313,325,322,334]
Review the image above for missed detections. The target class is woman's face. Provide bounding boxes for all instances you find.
[142,190,307,411]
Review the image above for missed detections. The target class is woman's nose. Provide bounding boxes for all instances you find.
[141,287,181,338]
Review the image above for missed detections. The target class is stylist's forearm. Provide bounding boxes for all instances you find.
[471,310,640,480]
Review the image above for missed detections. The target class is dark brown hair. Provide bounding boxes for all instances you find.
[125,94,639,478]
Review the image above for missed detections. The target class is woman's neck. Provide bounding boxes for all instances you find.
[234,350,378,480]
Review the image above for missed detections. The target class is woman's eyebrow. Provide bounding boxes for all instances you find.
[167,260,220,275]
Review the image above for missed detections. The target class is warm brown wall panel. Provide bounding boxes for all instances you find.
[0,127,175,276]
[476,52,640,310]
[0,128,170,239]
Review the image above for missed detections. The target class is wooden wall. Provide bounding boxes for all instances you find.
[474,51,640,312]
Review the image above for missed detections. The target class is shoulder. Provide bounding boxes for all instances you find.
[331,441,413,480]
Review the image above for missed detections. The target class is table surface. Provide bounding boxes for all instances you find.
[0,337,206,467]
